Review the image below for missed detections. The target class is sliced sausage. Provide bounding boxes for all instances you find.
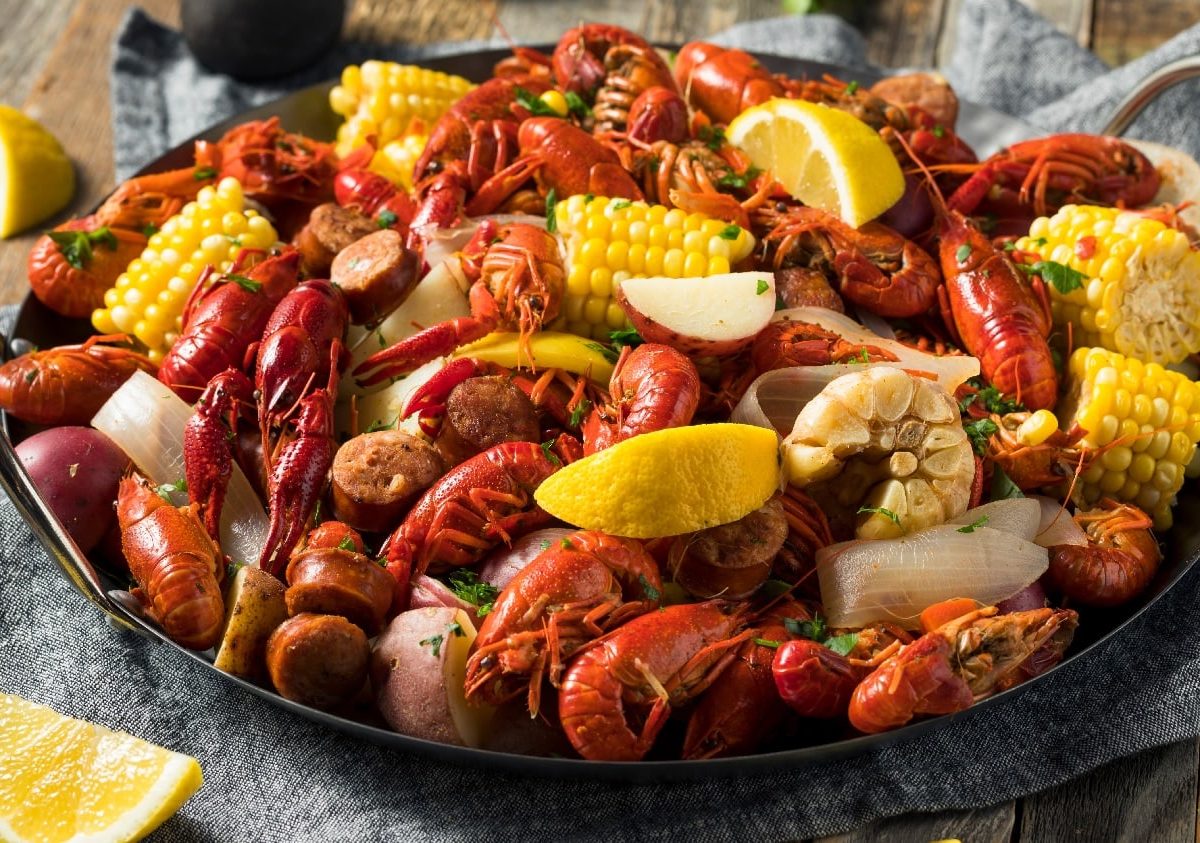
[265,613,369,710]
[330,431,445,532]
[437,376,541,466]
[774,267,844,313]
[293,202,378,277]
[285,547,395,635]
[870,72,959,130]
[329,228,421,325]
[669,496,788,599]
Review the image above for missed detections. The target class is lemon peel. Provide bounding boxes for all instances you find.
[0,105,74,238]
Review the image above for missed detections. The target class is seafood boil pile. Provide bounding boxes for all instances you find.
[6,24,1200,762]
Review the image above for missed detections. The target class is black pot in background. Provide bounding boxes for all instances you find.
[181,0,347,81]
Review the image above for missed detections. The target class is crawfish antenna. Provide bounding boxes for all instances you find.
[891,129,949,216]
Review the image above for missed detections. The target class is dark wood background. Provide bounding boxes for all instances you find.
[1,1,1197,839]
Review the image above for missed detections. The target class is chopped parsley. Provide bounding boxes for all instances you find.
[825,632,859,657]
[226,274,262,293]
[857,505,901,526]
[715,166,762,190]
[564,91,592,118]
[955,243,973,265]
[639,574,661,602]
[609,326,643,350]
[419,634,444,658]
[545,188,558,233]
[698,124,726,151]
[377,208,398,229]
[1023,259,1086,295]
[959,377,1024,415]
[447,570,500,617]
[585,341,619,364]
[448,621,465,638]
[141,224,159,237]
[932,124,946,139]
[365,415,399,433]
[753,638,782,648]
[956,514,990,533]
[990,465,1025,499]
[540,439,562,466]
[48,227,118,270]
[193,166,217,180]
[784,615,858,655]
[569,397,592,429]
[337,535,357,551]
[514,86,560,117]
[610,198,632,211]
[963,417,999,455]
[154,478,188,501]
[719,224,742,241]
[844,80,860,95]
[755,278,770,295]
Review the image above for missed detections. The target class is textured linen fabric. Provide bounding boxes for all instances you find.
[0,0,1193,839]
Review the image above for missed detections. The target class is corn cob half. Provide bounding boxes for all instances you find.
[91,178,278,361]
[552,195,757,340]
[329,61,474,159]
[1059,346,1200,528]
[1018,204,1200,364]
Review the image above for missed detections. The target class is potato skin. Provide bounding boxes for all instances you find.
[615,284,755,357]
[372,607,486,746]
[266,613,369,710]
[330,430,445,532]
[284,547,394,635]
[16,427,129,552]
[214,565,289,679]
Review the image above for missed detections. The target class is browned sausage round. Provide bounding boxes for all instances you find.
[329,228,421,325]
[436,376,540,465]
[668,496,788,599]
[330,430,445,532]
[285,547,395,635]
[293,203,378,277]
[265,613,369,710]
[870,72,959,129]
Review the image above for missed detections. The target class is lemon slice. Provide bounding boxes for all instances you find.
[727,98,903,228]
[535,423,781,538]
[0,105,74,238]
[0,694,202,842]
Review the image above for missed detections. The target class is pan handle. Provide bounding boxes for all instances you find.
[1101,55,1200,136]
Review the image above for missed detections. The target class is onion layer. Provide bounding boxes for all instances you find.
[91,370,268,566]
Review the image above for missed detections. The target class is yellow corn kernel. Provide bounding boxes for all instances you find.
[91,178,278,362]
[1016,409,1059,446]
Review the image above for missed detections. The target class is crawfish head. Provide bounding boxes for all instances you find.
[936,607,1079,698]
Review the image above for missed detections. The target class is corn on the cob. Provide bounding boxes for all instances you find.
[1059,346,1200,528]
[1017,204,1200,365]
[552,195,757,339]
[91,178,278,362]
[369,128,430,193]
[329,61,475,158]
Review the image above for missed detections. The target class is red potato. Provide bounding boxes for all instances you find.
[16,427,129,553]
[616,272,776,356]
[371,607,493,747]
[476,527,576,591]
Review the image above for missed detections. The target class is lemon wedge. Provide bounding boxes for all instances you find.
[454,330,616,385]
[0,105,74,238]
[534,423,781,538]
[726,98,903,227]
[0,694,202,842]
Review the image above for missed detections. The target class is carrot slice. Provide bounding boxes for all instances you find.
[919,597,980,633]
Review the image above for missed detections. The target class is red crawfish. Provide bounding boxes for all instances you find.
[183,368,256,540]
[558,600,753,761]
[592,44,681,136]
[0,335,156,426]
[382,440,561,603]
[758,205,942,319]
[258,355,341,576]
[551,23,666,97]
[581,343,701,454]
[117,472,224,651]
[848,606,1078,733]
[354,220,565,385]
[1046,500,1161,607]
[750,318,900,375]
[937,209,1058,411]
[464,531,663,717]
[157,248,300,399]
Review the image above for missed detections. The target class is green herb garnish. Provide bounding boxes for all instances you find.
[857,505,901,526]
[956,515,990,533]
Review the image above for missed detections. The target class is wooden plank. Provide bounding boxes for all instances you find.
[1017,739,1198,843]
[344,0,497,44]
[1090,0,1200,66]
[815,802,1015,843]
[0,0,180,308]
[853,0,949,68]
[493,0,780,46]
[0,0,77,108]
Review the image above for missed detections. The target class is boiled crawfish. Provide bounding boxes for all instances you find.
[117,472,224,651]
[848,606,1078,733]
[1046,499,1161,607]
[464,530,663,716]
[184,368,256,540]
[558,600,752,761]
[0,335,156,426]
[551,23,667,98]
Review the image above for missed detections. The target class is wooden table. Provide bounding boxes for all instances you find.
[1,1,1196,840]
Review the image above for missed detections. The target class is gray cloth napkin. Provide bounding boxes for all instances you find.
[0,0,1191,839]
